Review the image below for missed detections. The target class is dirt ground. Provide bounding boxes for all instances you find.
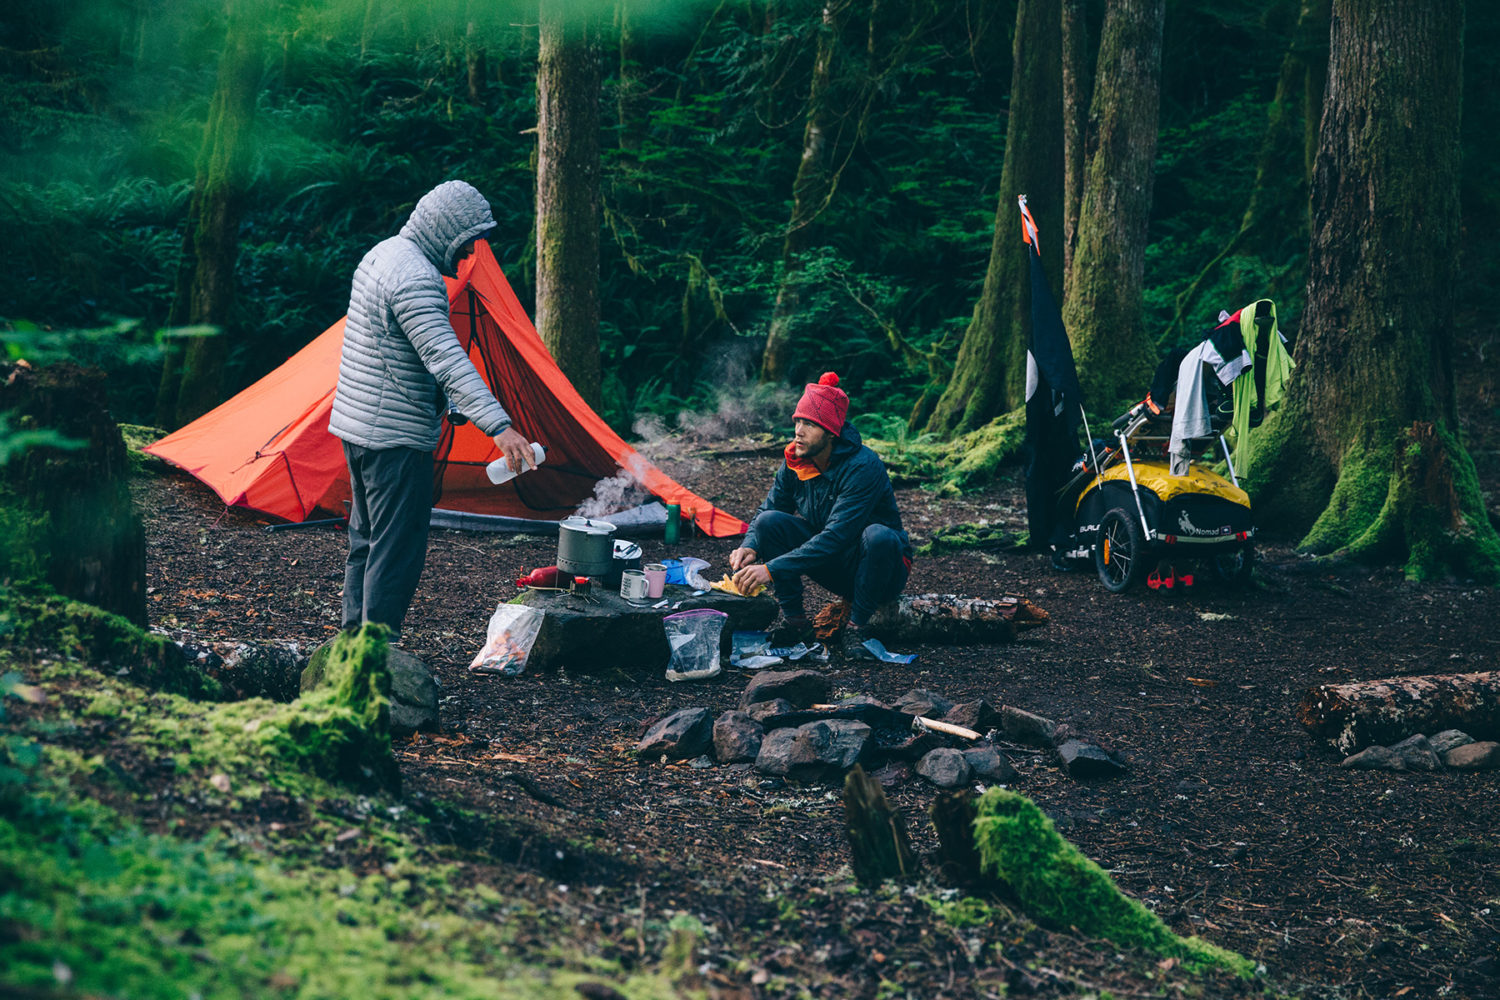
[134,403,1500,1000]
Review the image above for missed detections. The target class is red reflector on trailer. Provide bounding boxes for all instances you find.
[1163,535,1176,544]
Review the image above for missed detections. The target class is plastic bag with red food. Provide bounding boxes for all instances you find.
[468,603,545,676]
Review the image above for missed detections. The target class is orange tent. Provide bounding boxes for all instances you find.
[145,242,747,537]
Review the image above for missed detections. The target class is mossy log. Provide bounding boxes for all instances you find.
[972,787,1253,976]
[842,765,919,887]
[864,593,1048,645]
[0,362,146,623]
[1296,671,1500,754]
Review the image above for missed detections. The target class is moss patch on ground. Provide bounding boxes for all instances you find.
[972,787,1256,978]
[0,584,220,699]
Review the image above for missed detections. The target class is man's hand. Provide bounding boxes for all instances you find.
[728,547,757,571]
[493,427,532,474]
[732,562,772,595]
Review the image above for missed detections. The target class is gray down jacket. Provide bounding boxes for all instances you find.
[329,180,512,452]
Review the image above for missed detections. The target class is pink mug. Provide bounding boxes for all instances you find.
[643,563,667,599]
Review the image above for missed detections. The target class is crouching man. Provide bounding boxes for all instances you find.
[730,373,912,660]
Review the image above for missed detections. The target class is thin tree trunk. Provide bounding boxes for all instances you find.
[465,10,487,104]
[1161,0,1330,344]
[1060,0,1165,412]
[760,0,844,384]
[536,0,604,409]
[1060,0,1089,286]
[924,0,1063,436]
[615,0,644,152]
[1246,0,1498,581]
[158,0,263,429]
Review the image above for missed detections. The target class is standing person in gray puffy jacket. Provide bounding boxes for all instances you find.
[330,180,533,640]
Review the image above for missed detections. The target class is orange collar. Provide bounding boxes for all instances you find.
[784,441,824,481]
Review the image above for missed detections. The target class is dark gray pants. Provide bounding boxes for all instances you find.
[342,442,432,637]
[749,510,909,625]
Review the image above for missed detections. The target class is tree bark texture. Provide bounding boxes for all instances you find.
[929,790,990,888]
[1245,0,1499,580]
[924,0,1064,436]
[536,0,604,410]
[1060,0,1089,286]
[843,764,919,886]
[0,363,147,625]
[1162,0,1330,344]
[760,0,844,383]
[160,0,264,429]
[1297,672,1500,754]
[1060,0,1165,412]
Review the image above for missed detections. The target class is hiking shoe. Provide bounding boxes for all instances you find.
[841,624,878,661]
[766,615,814,649]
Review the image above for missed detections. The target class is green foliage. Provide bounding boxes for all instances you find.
[972,787,1255,977]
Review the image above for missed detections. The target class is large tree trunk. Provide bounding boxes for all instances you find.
[1059,0,1089,286]
[0,363,146,625]
[1246,0,1499,581]
[1161,0,1331,343]
[1060,0,1165,412]
[156,0,263,429]
[1298,672,1500,753]
[536,0,604,410]
[759,0,844,384]
[924,0,1064,437]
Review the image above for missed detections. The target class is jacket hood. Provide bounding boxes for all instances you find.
[399,180,496,277]
[833,420,863,455]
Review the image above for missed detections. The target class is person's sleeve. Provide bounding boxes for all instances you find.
[765,458,883,576]
[743,468,796,552]
[389,278,512,436]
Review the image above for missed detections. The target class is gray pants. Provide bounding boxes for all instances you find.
[342,442,432,637]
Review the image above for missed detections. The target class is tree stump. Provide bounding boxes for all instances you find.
[1296,671,1500,753]
[0,362,146,624]
[842,764,919,887]
[929,790,989,888]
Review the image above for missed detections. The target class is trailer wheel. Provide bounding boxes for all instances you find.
[1095,507,1145,593]
[1212,543,1255,587]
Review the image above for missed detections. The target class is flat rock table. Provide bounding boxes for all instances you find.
[512,583,778,673]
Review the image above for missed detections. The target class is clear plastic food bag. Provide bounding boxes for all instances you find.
[662,608,727,682]
[469,603,545,676]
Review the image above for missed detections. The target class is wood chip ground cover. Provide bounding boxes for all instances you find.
[2,438,1495,999]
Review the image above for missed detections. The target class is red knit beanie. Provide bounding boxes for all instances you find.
[793,372,849,435]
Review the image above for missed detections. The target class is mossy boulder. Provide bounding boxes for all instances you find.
[274,624,398,790]
[303,636,438,737]
[973,787,1254,977]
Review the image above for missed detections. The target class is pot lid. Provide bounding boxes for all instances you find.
[559,515,617,536]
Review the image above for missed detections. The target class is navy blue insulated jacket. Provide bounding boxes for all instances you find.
[744,423,912,577]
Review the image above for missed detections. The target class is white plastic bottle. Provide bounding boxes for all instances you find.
[486,442,547,485]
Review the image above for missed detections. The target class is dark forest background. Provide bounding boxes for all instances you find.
[0,0,1495,441]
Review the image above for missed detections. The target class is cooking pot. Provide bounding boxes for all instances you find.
[557,516,617,576]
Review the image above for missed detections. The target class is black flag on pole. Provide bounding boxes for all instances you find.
[1019,195,1083,551]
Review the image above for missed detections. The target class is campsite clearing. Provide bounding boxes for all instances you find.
[129,441,1500,999]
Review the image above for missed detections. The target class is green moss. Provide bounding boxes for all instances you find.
[972,788,1255,978]
[870,406,1029,493]
[916,521,1027,557]
[0,782,693,1000]
[0,584,221,699]
[258,624,397,790]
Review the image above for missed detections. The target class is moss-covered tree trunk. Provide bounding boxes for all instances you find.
[0,363,146,625]
[1060,0,1164,412]
[536,0,603,410]
[923,0,1064,437]
[759,0,843,384]
[1060,0,1090,287]
[1246,0,1499,581]
[156,0,263,430]
[1162,0,1330,342]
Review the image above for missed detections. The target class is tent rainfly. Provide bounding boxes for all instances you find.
[145,242,747,537]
